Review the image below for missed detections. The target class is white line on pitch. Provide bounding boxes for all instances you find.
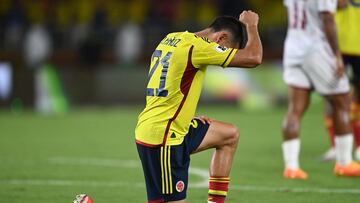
[49,157,210,186]
[1,179,360,194]
[0,179,143,188]
[14,157,353,194]
[49,157,139,168]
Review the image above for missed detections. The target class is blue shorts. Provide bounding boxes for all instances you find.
[136,119,209,202]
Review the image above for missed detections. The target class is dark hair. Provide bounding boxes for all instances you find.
[208,16,247,49]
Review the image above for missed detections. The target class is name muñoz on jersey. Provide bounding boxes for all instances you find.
[135,31,237,146]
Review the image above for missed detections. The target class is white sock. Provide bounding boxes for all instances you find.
[282,138,300,169]
[334,134,353,166]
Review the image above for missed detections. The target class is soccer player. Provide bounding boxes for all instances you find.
[135,11,262,203]
[321,0,360,162]
[282,0,360,179]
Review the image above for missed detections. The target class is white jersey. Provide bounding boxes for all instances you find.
[283,0,337,66]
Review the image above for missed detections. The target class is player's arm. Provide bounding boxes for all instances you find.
[228,11,263,68]
[320,11,344,78]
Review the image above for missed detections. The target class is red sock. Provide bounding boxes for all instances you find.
[351,102,360,148]
[324,115,335,147]
[208,176,229,203]
[353,122,360,148]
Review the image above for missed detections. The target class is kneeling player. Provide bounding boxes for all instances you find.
[135,11,262,202]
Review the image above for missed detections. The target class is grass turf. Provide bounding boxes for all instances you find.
[0,104,359,203]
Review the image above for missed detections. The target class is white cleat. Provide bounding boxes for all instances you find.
[320,147,336,162]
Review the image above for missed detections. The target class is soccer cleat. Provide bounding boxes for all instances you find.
[283,168,308,179]
[74,194,94,203]
[320,147,336,162]
[334,161,360,177]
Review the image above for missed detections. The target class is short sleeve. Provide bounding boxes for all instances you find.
[318,0,337,13]
[191,36,237,68]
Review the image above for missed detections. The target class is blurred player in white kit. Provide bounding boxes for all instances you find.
[321,0,360,162]
[281,0,360,179]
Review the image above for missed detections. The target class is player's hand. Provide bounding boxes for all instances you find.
[194,115,213,124]
[335,54,345,78]
[239,10,259,27]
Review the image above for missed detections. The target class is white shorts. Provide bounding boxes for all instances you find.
[283,45,350,95]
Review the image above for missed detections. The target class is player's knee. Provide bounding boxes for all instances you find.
[336,109,351,125]
[226,124,240,147]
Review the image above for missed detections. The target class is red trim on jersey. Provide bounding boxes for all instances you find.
[180,46,198,94]
[162,46,197,145]
[135,139,162,147]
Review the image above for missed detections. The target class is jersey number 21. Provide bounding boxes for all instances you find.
[147,50,172,97]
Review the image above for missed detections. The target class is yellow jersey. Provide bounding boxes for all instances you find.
[135,31,237,146]
[336,3,360,55]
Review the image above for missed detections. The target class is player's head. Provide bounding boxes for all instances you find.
[207,16,247,49]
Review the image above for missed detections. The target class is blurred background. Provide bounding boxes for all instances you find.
[0,0,287,114]
[3,2,360,202]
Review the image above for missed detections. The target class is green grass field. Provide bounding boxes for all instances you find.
[1,104,359,203]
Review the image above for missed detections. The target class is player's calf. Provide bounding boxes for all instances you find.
[193,121,239,203]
